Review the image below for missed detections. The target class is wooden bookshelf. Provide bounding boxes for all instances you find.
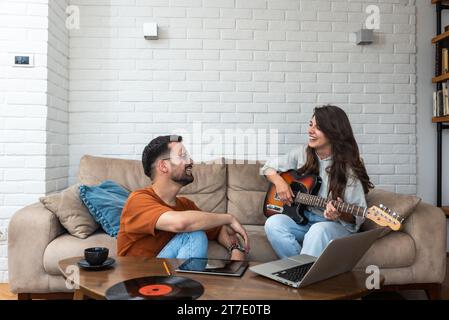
[433,0,449,216]
[432,115,449,122]
[432,73,449,83]
[432,30,449,43]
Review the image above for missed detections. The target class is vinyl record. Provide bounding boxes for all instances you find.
[105,276,204,300]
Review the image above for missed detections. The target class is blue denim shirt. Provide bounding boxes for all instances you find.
[261,144,367,233]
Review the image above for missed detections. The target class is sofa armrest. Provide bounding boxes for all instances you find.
[8,202,66,293]
[401,202,447,284]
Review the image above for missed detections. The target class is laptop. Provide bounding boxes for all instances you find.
[250,227,386,288]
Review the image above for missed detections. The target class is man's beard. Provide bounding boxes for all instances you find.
[171,165,194,186]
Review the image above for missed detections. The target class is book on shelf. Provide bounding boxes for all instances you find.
[433,91,437,117]
[443,48,449,74]
[444,82,449,116]
[433,90,442,117]
[436,43,441,76]
[433,81,449,117]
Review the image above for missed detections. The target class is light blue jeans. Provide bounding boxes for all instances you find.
[264,211,351,258]
[157,231,208,259]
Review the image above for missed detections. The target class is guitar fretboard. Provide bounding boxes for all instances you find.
[297,193,366,217]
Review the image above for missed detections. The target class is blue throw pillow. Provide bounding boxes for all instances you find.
[79,180,130,238]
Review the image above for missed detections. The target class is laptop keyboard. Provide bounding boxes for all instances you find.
[273,262,314,283]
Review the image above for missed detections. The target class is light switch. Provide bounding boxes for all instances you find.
[12,54,34,67]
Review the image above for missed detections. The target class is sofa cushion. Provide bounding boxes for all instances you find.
[243,225,278,262]
[77,155,227,214]
[39,184,99,239]
[78,155,151,191]
[227,161,270,225]
[79,180,130,238]
[207,225,278,262]
[363,188,421,232]
[355,231,416,269]
[179,159,227,213]
[43,231,117,275]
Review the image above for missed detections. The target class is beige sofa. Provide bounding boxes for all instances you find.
[8,155,447,299]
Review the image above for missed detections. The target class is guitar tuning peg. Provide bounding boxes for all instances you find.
[379,204,384,208]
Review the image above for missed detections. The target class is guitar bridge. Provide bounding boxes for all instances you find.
[267,204,284,213]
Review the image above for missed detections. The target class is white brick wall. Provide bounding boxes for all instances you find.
[69,0,417,198]
[0,0,50,283]
[0,0,69,283]
[47,0,69,193]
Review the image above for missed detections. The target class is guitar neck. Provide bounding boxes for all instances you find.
[297,193,366,217]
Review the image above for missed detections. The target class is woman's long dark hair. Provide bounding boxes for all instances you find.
[297,105,374,200]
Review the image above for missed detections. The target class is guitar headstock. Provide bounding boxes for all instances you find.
[366,204,404,231]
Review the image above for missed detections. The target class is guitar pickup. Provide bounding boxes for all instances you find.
[267,204,284,213]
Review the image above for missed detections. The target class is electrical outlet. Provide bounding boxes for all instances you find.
[0,227,7,242]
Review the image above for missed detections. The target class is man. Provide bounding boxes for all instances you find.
[117,135,250,261]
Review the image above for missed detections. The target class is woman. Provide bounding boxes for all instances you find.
[262,105,374,258]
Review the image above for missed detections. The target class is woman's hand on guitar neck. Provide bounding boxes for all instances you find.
[274,176,295,206]
[324,197,356,223]
[324,197,343,221]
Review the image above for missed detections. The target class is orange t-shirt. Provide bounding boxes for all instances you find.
[117,186,221,258]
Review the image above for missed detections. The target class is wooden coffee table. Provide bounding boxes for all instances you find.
[59,256,384,300]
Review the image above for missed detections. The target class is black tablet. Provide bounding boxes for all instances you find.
[175,258,249,277]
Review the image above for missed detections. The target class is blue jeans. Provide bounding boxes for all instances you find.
[264,211,351,258]
[157,231,208,259]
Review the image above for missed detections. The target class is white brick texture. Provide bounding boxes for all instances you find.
[0,0,69,282]
[68,0,417,196]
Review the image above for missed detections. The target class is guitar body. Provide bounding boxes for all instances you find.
[263,171,322,225]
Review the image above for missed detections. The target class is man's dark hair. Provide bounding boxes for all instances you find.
[142,135,183,179]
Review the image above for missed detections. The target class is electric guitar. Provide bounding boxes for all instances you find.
[263,170,404,231]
